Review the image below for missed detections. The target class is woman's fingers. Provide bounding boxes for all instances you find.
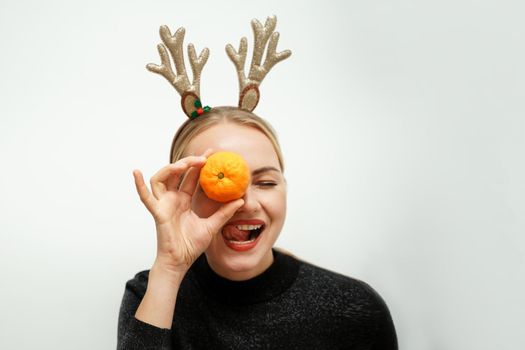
[150,156,207,199]
[133,169,156,213]
[179,149,214,196]
[201,148,214,158]
[177,166,200,197]
[206,198,245,235]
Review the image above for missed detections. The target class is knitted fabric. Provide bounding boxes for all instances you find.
[117,249,398,349]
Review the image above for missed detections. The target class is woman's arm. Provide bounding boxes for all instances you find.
[135,260,185,329]
[118,152,243,349]
[117,269,171,350]
[117,264,184,349]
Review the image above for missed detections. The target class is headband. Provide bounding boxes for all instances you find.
[146,15,291,119]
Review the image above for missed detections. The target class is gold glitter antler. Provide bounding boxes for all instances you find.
[147,26,210,118]
[226,16,291,111]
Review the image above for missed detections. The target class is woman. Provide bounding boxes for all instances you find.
[118,17,397,349]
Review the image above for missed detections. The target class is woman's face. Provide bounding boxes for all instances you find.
[185,122,287,281]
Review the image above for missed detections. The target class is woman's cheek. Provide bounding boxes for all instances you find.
[264,187,287,214]
[279,189,287,214]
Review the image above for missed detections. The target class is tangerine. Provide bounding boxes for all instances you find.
[199,151,250,202]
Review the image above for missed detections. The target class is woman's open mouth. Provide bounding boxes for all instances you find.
[221,223,265,252]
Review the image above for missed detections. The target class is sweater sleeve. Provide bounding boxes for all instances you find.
[117,270,172,350]
[361,282,398,350]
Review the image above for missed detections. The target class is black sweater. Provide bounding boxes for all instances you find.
[117,249,398,349]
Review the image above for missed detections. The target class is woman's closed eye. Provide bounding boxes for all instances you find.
[256,181,277,187]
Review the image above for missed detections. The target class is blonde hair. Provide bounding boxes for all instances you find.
[170,106,285,172]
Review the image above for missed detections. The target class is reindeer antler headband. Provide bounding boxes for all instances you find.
[146,16,291,119]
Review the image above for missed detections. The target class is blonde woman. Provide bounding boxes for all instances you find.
[118,17,397,350]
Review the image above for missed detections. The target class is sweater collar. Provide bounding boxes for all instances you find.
[191,249,300,305]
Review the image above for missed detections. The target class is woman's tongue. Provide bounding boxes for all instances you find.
[222,225,250,242]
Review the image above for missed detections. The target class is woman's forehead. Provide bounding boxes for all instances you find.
[186,123,280,168]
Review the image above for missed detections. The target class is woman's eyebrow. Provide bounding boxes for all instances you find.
[252,166,280,176]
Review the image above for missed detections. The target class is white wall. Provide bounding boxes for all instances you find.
[1,0,524,349]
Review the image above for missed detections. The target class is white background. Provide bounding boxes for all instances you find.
[1,0,524,349]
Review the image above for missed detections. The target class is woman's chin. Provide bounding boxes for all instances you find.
[205,244,273,281]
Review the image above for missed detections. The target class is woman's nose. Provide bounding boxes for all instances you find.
[237,187,261,213]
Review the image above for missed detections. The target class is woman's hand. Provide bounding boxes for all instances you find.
[132,149,244,275]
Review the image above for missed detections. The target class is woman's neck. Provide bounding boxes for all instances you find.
[191,248,300,305]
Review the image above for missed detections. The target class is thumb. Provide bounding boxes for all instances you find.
[206,199,245,234]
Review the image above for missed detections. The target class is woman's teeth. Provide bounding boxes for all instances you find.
[227,237,257,244]
[235,224,262,230]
